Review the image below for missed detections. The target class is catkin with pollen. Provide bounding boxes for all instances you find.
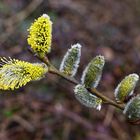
[0,57,48,90]
[27,14,52,57]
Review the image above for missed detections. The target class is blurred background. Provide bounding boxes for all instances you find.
[0,0,140,140]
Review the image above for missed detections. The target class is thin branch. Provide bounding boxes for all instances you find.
[28,49,124,110]
[88,88,124,110]
[49,65,124,110]
[37,55,124,110]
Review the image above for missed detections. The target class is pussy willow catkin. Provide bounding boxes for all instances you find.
[0,57,48,90]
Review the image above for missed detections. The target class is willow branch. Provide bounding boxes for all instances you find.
[49,66,124,110]
[29,51,124,110]
[36,55,124,110]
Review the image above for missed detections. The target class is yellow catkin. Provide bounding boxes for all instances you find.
[27,14,52,57]
[0,57,48,90]
[114,73,139,102]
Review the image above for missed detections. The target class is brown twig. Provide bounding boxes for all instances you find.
[53,103,94,129]
[12,115,35,132]
[103,106,115,126]
[33,54,124,110]
[27,47,124,110]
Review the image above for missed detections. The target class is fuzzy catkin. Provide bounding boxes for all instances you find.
[123,95,140,121]
[59,43,81,77]
[27,14,52,57]
[74,84,102,110]
[0,57,48,90]
[81,55,105,88]
[114,74,139,102]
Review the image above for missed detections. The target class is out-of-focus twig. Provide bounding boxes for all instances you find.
[0,0,43,44]
[49,103,94,130]
[103,106,115,126]
[48,104,118,140]
[12,115,35,132]
[111,119,129,140]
